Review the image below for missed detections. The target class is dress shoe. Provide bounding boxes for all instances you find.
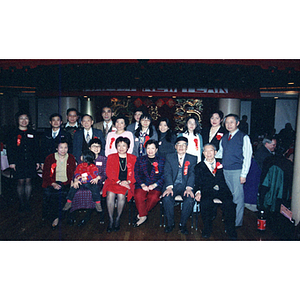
[77,219,87,227]
[164,224,175,233]
[67,218,75,226]
[180,226,189,235]
[113,219,121,232]
[107,224,114,233]
[51,218,59,230]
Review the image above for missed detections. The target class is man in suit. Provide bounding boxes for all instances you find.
[40,113,72,164]
[195,143,237,239]
[254,138,277,170]
[62,108,82,139]
[72,114,105,162]
[93,106,115,140]
[162,136,197,235]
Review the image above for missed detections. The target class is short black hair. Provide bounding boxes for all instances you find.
[66,108,78,116]
[113,114,129,127]
[175,136,188,144]
[209,110,224,120]
[115,136,130,149]
[81,149,95,165]
[15,111,31,127]
[102,105,113,113]
[145,139,159,149]
[88,138,102,148]
[224,114,240,123]
[55,137,69,149]
[81,114,93,121]
[49,113,62,122]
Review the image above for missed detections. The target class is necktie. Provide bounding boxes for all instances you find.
[228,134,232,141]
[86,132,90,143]
[105,123,109,134]
[53,132,57,139]
[210,162,215,173]
[179,157,183,168]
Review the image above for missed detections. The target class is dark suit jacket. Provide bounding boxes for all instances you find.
[254,145,273,170]
[134,154,165,191]
[72,128,105,162]
[194,159,232,200]
[202,126,227,151]
[163,153,197,190]
[40,128,73,162]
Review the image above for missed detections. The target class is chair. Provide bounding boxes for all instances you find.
[159,195,201,230]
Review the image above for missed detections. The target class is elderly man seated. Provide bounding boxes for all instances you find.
[194,143,237,239]
[254,138,277,171]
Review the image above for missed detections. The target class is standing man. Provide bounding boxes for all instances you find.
[162,136,197,235]
[216,114,252,227]
[194,143,237,239]
[62,108,82,139]
[40,113,72,163]
[93,106,115,139]
[72,114,105,162]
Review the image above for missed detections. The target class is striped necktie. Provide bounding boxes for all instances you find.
[86,132,91,143]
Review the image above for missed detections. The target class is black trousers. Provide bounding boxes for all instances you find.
[43,184,70,222]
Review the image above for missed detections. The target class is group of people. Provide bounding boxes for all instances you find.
[6,105,257,239]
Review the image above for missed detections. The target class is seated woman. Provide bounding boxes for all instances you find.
[42,137,76,229]
[102,136,137,232]
[132,112,158,157]
[134,139,165,227]
[156,117,176,158]
[105,114,134,156]
[66,138,107,226]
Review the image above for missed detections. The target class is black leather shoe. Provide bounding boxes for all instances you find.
[164,224,175,233]
[180,226,189,235]
[107,224,113,233]
[77,219,87,227]
[114,220,120,232]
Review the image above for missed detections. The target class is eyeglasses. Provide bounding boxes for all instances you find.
[176,143,187,147]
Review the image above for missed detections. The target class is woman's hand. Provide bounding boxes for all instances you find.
[72,178,81,189]
[9,164,16,171]
[91,176,100,185]
[148,183,157,191]
[119,180,130,189]
[141,184,149,192]
[52,182,61,190]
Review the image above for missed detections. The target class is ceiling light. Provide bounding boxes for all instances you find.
[288,82,294,85]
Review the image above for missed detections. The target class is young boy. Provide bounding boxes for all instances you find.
[63,150,102,212]
[216,114,252,227]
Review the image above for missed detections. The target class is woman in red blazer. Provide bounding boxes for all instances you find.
[42,138,76,228]
[102,136,137,232]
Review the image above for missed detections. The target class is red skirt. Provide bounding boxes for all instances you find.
[102,178,134,201]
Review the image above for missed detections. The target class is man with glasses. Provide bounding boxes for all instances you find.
[161,136,197,235]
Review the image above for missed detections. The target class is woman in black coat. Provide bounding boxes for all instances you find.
[156,117,176,158]
[7,111,40,212]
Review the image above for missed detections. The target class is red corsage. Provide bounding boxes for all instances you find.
[194,138,198,151]
[109,137,115,149]
[144,135,150,147]
[152,162,159,174]
[212,162,223,174]
[127,163,132,177]
[216,133,223,141]
[50,163,57,177]
[94,136,98,139]
[183,161,190,176]
[17,134,22,146]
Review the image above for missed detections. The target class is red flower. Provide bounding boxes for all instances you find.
[17,134,22,146]
[109,137,115,149]
[184,161,190,175]
[194,138,198,151]
[94,136,98,139]
[152,161,159,174]
[144,135,150,147]
[50,163,57,177]
[216,133,223,141]
[212,162,223,174]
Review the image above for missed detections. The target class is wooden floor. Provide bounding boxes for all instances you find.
[0,176,297,241]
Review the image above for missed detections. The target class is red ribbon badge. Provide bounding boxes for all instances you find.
[144,135,150,147]
[17,134,22,146]
[50,163,57,177]
[216,133,223,141]
[212,162,222,174]
[194,138,198,151]
[183,161,190,175]
[153,161,159,174]
[109,137,115,149]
